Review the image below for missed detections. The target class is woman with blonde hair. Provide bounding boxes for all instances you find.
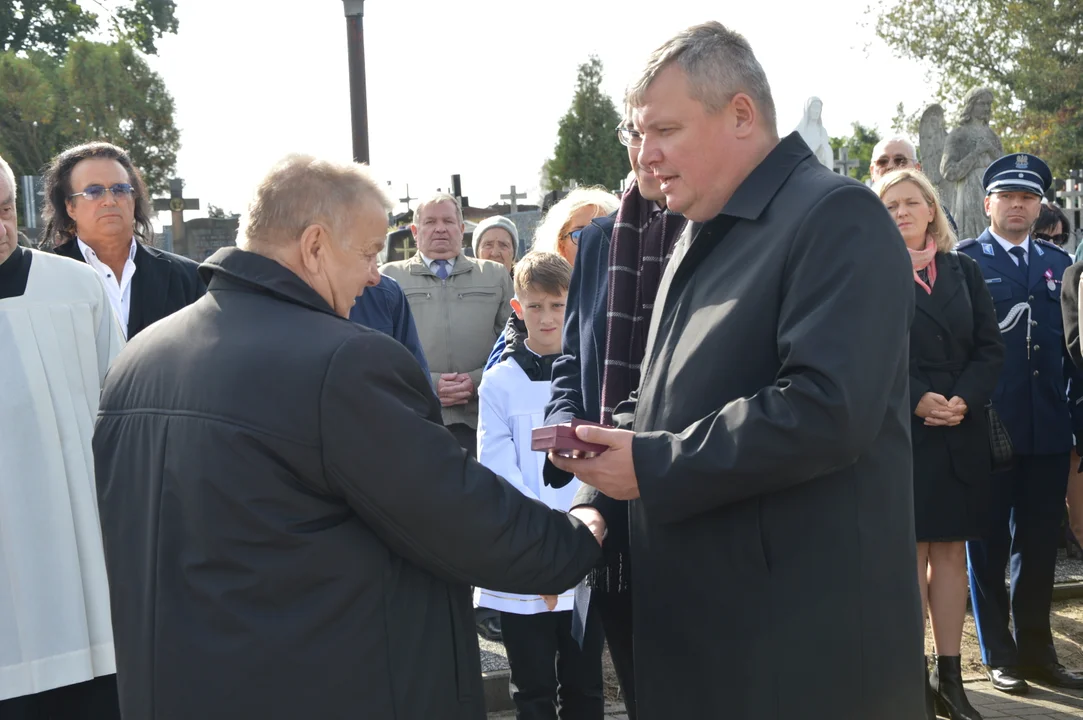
[875,169,1005,720]
[532,186,619,266]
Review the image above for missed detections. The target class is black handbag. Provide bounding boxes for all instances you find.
[986,404,1015,472]
[952,251,1015,472]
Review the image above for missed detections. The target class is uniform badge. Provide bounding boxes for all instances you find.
[1035,244,1045,256]
[982,243,995,256]
[1016,154,1028,168]
[1044,268,1058,291]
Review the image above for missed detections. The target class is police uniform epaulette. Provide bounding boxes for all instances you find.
[1035,238,1070,257]
[955,238,979,250]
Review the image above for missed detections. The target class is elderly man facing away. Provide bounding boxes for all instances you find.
[92,155,601,720]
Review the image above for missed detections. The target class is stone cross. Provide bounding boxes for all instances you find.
[501,185,527,214]
[153,178,200,257]
[833,147,859,177]
[399,183,416,211]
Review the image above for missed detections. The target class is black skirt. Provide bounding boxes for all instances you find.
[912,418,990,542]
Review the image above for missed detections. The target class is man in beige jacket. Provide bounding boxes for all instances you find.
[382,193,513,458]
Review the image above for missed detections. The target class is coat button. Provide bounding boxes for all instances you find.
[1031,320,1038,326]
[1034,370,1040,377]
[1034,344,1040,351]
[1029,295,1035,301]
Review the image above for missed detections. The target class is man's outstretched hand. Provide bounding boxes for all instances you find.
[550,426,640,500]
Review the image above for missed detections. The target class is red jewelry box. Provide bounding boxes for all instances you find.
[531,418,608,459]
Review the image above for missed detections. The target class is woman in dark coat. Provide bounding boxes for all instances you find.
[876,169,1005,720]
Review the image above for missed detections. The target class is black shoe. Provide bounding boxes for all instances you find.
[476,615,502,642]
[986,666,1029,695]
[931,655,982,720]
[1019,662,1083,689]
[924,658,938,720]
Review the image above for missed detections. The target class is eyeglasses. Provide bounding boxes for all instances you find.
[564,228,584,246]
[1035,231,1070,245]
[874,155,915,170]
[616,124,642,148]
[68,183,135,202]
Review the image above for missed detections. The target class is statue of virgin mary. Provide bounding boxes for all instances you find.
[794,96,834,168]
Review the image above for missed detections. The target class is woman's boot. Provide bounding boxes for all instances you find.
[925,657,937,720]
[931,654,982,720]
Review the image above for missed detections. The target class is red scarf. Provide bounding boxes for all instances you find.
[909,235,938,295]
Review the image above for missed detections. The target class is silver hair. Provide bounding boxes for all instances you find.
[872,135,918,161]
[627,21,777,133]
[413,192,464,226]
[0,154,16,202]
[240,154,392,250]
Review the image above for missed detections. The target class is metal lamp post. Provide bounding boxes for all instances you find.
[343,0,370,164]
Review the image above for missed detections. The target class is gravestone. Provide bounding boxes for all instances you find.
[185,217,240,261]
[384,227,417,263]
[153,178,200,258]
[833,147,859,177]
[500,185,527,214]
[506,210,542,256]
[17,176,45,229]
[1058,170,1083,250]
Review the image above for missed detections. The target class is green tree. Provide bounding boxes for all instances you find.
[830,122,881,182]
[542,55,626,193]
[873,0,1083,176]
[1,0,179,58]
[0,40,179,192]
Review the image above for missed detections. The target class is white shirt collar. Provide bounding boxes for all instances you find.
[420,253,456,271]
[989,230,1030,260]
[76,236,138,339]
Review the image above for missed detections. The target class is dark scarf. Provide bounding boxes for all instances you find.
[599,181,687,424]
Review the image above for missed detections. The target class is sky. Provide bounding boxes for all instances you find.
[143,0,940,222]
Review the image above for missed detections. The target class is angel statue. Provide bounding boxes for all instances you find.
[918,104,950,203]
[921,88,1003,240]
[794,97,834,168]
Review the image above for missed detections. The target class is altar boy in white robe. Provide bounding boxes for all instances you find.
[476,251,604,719]
[0,154,124,718]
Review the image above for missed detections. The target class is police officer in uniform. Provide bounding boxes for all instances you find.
[959,153,1083,694]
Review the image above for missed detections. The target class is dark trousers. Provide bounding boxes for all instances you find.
[448,422,477,460]
[594,591,636,719]
[0,675,120,720]
[967,452,1069,667]
[500,608,604,720]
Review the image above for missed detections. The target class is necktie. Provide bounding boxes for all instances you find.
[1009,246,1027,273]
[433,259,450,280]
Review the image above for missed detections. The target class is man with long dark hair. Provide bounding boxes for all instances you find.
[41,142,204,338]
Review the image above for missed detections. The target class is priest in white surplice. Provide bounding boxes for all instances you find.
[0,154,124,718]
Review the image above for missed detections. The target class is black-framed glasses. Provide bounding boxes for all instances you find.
[616,124,642,148]
[1035,231,1070,245]
[565,228,584,246]
[68,183,135,202]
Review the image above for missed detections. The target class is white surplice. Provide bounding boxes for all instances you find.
[0,250,125,700]
[473,357,583,615]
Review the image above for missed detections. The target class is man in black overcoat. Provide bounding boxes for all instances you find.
[550,21,924,719]
[92,155,601,720]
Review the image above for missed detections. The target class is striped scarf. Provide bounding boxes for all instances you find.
[599,181,687,424]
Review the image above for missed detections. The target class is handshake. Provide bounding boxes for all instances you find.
[540,505,606,611]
